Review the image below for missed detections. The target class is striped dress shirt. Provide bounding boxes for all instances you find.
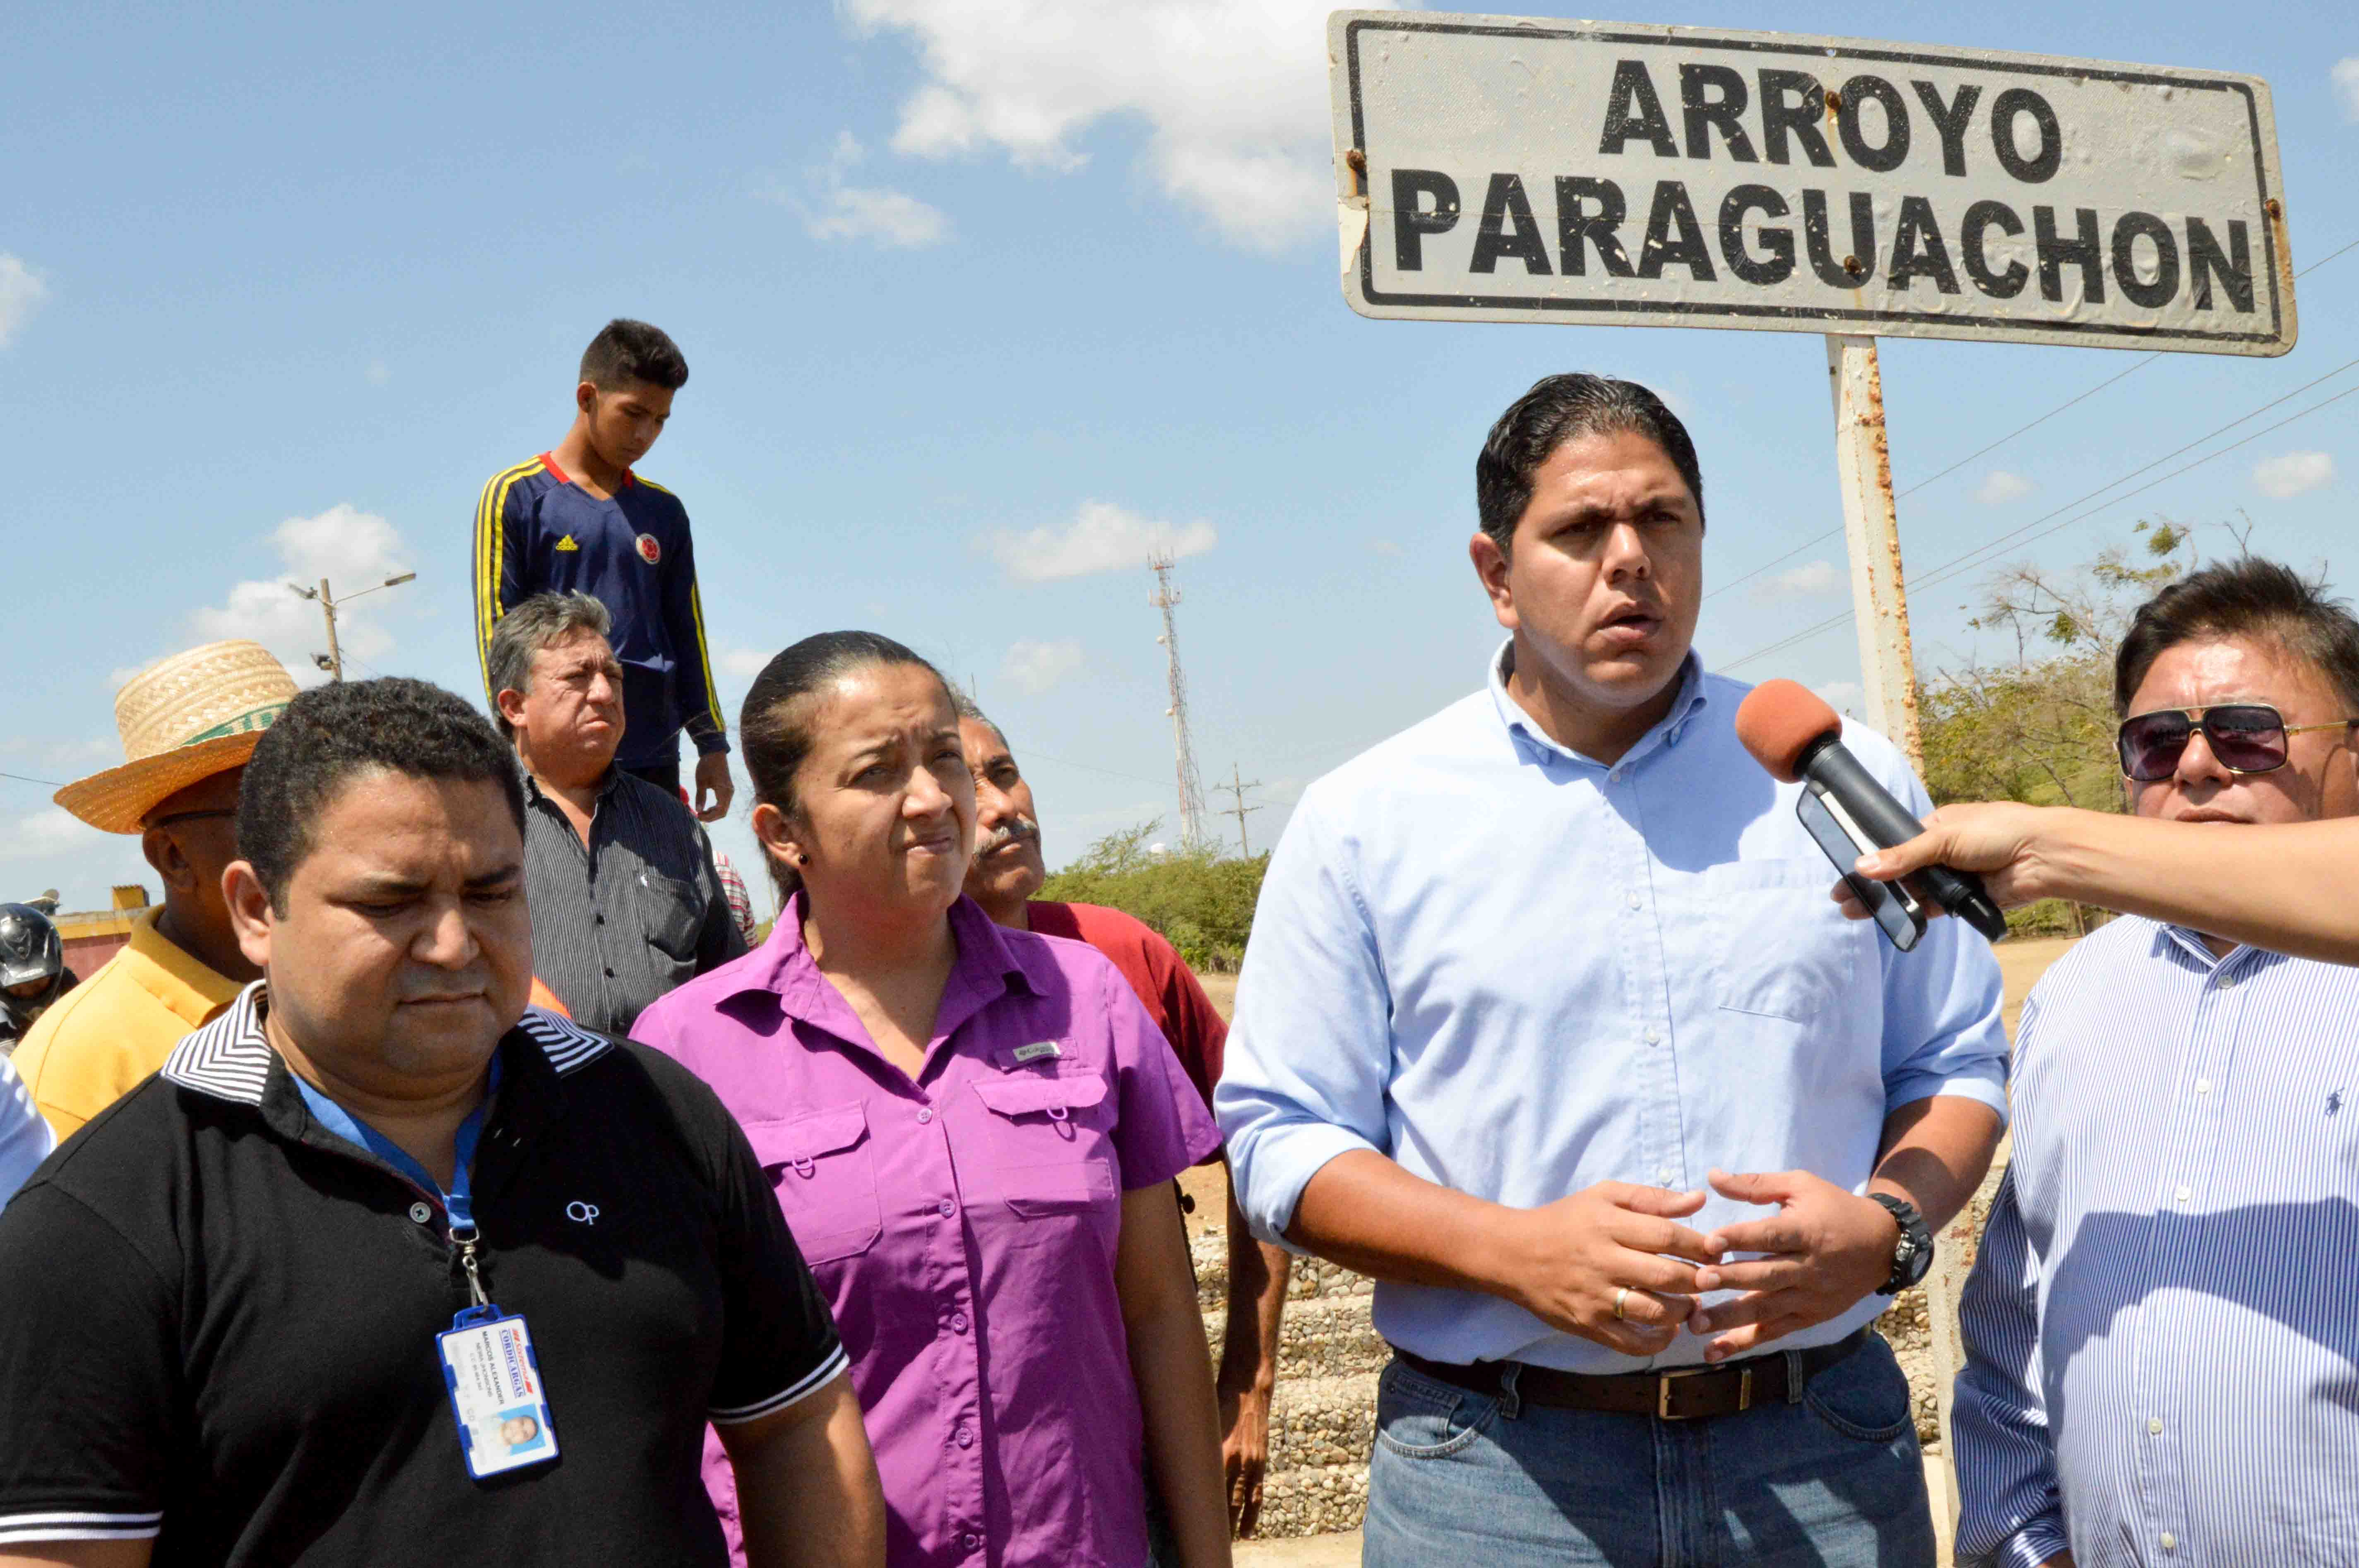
[520,768,746,1036]
[1955,915,2359,1567]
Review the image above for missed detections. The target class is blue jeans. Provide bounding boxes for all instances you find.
[1363,1335,1935,1568]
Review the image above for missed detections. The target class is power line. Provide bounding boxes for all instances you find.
[1707,231,2359,604]
[1722,375,2359,672]
[0,769,65,790]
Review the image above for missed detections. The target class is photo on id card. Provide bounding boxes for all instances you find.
[438,1309,560,1479]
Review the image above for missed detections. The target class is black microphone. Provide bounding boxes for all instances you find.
[1735,681,2010,943]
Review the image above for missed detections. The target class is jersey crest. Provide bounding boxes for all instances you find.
[635,533,661,565]
[554,533,580,552]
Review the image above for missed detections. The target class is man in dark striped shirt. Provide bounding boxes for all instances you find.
[490,593,745,1036]
[1955,558,2359,1568]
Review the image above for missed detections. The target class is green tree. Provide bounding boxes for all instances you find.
[1918,520,2199,935]
[1038,819,1269,973]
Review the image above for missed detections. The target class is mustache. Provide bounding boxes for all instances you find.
[976,816,1041,855]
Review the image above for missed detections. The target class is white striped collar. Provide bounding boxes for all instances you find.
[161,981,613,1107]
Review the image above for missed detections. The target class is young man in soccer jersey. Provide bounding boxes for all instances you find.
[473,319,735,821]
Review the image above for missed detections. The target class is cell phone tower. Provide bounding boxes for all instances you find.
[1148,552,1209,850]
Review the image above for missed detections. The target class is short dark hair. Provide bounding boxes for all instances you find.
[740,632,951,900]
[2114,557,2359,717]
[580,318,688,393]
[947,686,1003,744]
[485,591,613,741]
[237,679,527,914]
[1475,374,1704,553]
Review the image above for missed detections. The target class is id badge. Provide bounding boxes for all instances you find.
[438,1306,560,1479]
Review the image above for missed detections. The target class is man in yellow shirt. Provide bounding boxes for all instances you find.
[13,641,296,1138]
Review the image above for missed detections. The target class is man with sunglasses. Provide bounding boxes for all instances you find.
[1953,557,2359,1568]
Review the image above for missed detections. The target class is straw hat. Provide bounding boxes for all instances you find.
[55,641,300,833]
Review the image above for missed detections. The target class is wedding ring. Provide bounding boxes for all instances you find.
[1613,1286,1630,1320]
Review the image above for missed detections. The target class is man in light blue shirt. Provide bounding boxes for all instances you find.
[1955,558,2359,1568]
[1217,375,2008,1566]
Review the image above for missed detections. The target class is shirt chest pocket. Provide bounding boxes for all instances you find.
[637,869,702,959]
[1705,858,1865,1023]
[968,1074,1117,1217]
[744,1102,883,1264]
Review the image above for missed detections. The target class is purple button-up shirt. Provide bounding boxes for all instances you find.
[632,895,1221,1568]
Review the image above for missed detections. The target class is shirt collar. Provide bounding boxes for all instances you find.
[729,893,1048,1048]
[159,980,612,1114]
[1483,638,1710,771]
[2152,920,2280,977]
[124,907,246,1025]
[522,766,625,809]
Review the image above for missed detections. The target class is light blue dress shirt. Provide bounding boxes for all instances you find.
[1955,918,2359,1568]
[1216,643,2008,1374]
[0,1052,55,1210]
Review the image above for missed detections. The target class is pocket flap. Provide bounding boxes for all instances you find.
[744,1102,870,1166]
[971,1075,1111,1119]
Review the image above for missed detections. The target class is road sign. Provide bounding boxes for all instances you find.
[1330,13,2294,355]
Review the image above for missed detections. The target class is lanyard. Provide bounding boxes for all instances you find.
[294,1054,503,1233]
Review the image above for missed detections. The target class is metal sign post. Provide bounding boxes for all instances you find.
[1328,12,2299,1544]
[1825,334,1924,761]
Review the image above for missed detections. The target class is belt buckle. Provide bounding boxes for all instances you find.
[1656,1364,1751,1421]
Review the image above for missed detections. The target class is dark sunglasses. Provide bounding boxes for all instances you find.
[2115,703,2358,782]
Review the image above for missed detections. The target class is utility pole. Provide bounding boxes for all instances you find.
[1215,764,1263,857]
[1147,552,1208,849]
[288,572,417,681]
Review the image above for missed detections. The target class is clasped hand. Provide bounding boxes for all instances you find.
[1503,1171,1899,1360]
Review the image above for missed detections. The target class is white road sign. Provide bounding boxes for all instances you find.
[1330,13,2294,354]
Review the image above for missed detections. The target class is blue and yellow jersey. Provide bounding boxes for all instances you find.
[472,453,726,770]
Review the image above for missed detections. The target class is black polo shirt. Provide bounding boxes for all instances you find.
[0,985,845,1566]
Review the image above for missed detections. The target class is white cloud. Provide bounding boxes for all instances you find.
[720,648,773,682]
[0,255,48,348]
[1751,559,1844,603]
[1001,637,1085,695]
[2334,58,2359,122]
[844,0,1408,251]
[1813,680,1865,717]
[982,499,1217,583]
[0,807,106,861]
[2253,450,2335,499]
[189,504,415,684]
[770,132,951,249]
[1974,471,2034,504]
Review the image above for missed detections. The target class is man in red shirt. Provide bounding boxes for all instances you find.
[956,697,1291,1539]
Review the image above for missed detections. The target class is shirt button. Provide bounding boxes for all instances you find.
[1626,893,1642,910]
[938,1198,957,1218]
[954,1426,974,1448]
[1643,1029,1662,1046]
[2174,1185,2192,1205]
[917,1107,934,1124]
[2148,1417,2164,1435]
[1657,1169,1676,1186]
[2194,1078,2213,1095]
[408,1202,433,1225]
[963,1533,981,1552]
[950,1311,969,1333]
[2216,972,2237,989]
[603,967,616,978]
[2160,1533,2177,1551]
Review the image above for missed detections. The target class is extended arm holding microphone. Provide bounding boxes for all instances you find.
[1851,802,2359,967]
[1734,682,2010,944]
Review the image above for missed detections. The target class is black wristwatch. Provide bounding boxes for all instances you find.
[1869,1193,1935,1294]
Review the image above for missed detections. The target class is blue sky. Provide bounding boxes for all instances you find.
[3,0,2354,917]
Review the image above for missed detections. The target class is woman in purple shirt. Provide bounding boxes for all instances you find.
[633,632,1232,1568]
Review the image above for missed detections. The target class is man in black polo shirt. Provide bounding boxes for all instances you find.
[0,679,884,1568]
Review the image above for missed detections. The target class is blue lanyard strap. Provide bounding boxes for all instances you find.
[294,1054,503,1231]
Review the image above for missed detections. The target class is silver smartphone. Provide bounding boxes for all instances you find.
[1795,786,1927,953]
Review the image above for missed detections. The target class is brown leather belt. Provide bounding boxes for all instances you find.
[1393,1328,1868,1422]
